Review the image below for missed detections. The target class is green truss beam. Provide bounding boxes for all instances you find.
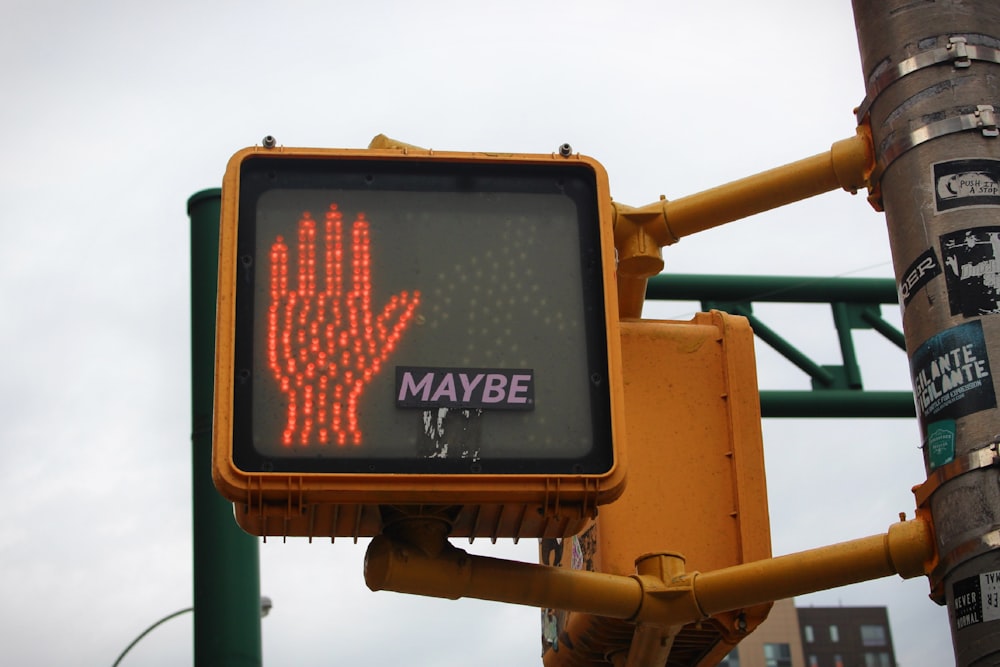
[645,274,914,418]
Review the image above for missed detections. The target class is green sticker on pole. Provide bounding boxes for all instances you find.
[927,419,956,470]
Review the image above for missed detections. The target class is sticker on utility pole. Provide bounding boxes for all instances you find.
[941,227,1000,317]
[899,248,942,307]
[926,419,956,470]
[934,159,1000,212]
[910,320,996,421]
[953,571,1000,630]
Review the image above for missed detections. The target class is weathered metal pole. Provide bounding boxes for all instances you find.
[852,2,1000,664]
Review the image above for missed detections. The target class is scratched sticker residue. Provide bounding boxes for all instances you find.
[941,227,1000,317]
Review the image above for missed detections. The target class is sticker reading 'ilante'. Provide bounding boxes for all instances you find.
[266,203,422,447]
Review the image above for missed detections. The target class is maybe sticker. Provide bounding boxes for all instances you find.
[396,366,535,410]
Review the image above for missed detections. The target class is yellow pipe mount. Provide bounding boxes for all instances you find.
[365,516,934,630]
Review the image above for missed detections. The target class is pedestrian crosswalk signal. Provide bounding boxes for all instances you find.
[212,144,626,539]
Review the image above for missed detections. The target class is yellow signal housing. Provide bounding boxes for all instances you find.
[542,312,772,665]
[212,145,626,540]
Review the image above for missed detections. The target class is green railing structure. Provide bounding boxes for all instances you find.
[645,274,915,418]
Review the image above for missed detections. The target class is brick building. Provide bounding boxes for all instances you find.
[797,606,896,667]
[718,601,897,667]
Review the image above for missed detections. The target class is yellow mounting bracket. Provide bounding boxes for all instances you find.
[365,514,935,665]
[612,197,676,319]
[611,125,875,318]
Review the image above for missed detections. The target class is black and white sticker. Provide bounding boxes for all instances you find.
[899,248,942,307]
[941,227,1000,317]
[935,159,1000,212]
[954,571,1000,630]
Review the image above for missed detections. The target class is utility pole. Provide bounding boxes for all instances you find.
[852,2,1000,664]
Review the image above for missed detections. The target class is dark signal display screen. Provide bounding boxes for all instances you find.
[231,156,614,475]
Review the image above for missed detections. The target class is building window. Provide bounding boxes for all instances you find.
[829,624,840,642]
[833,654,844,667]
[864,652,892,667]
[764,643,792,667]
[720,647,740,666]
[861,624,887,647]
[803,624,815,643]
[807,656,819,667]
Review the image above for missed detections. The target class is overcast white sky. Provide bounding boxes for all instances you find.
[0,1,954,665]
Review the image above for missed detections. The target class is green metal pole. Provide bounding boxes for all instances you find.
[188,189,262,666]
[759,390,915,419]
[645,273,915,417]
[645,273,900,304]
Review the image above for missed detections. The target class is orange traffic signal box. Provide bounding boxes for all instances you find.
[212,145,627,539]
[542,311,772,666]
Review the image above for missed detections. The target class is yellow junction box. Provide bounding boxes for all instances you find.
[542,311,772,666]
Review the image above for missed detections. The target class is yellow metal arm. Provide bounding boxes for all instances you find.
[364,530,643,619]
[659,127,874,241]
[367,133,430,151]
[637,515,933,627]
[613,127,874,317]
[364,514,934,629]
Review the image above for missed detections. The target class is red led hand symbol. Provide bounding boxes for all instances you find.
[267,203,421,446]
